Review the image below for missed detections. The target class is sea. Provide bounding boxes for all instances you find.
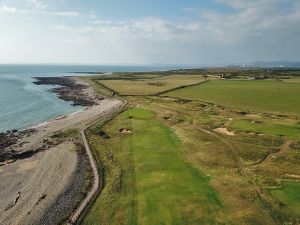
[0,64,181,132]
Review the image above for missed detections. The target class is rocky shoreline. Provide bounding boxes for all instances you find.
[33,77,104,106]
[0,72,121,225]
[0,129,37,164]
[0,76,104,164]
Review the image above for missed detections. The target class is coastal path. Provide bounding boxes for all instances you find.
[67,99,128,225]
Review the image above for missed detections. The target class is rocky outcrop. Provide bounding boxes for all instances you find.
[0,129,37,163]
[33,77,104,106]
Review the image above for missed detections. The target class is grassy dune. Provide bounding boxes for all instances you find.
[164,80,300,115]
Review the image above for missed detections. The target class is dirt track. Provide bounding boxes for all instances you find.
[261,141,292,163]
[248,140,292,167]
[66,129,99,225]
[67,97,127,225]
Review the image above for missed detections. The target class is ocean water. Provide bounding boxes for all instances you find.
[0,72,84,132]
[0,64,180,132]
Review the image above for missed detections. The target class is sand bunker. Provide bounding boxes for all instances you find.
[214,127,236,136]
[119,128,132,134]
[284,174,300,180]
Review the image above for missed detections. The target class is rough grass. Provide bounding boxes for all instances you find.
[163,80,300,115]
[96,75,204,95]
[291,141,300,149]
[81,77,113,97]
[167,123,277,224]
[82,115,135,225]
[132,97,300,223]
[51,128,80,140]
[271,182,300,216]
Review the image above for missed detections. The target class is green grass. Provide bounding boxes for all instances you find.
[123,108,155,119]
[81,72,300,224]
[125,108,222,224]
[96,75,204,95]
[82,96,300,224]
[271,182,300,216]
[164,80,300,115]
[83,115,135,225]
[230,119,300,140]
[193,112,212,125]
[84,108,223,225]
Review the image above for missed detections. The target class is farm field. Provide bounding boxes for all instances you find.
[94,74,205,95]
[83,71,300,225]
[282,78,300,83]
[163,80,300,115]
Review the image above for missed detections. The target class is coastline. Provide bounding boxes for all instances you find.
[0,76,98,163]
[0,73,88,133]
[33,76,104,106]
[0,76,123,225]
[31,108,84,129]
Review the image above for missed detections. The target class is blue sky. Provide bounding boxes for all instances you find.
[61,0,235,20]
[0,0,299,65]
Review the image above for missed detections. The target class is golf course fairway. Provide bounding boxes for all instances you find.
[124,108,222,224]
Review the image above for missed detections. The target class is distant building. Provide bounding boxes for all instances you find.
[251,74,265,80]
[220,74,232,79]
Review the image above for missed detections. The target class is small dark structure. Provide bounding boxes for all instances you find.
[97,130,110,139]
[148,81,166,86]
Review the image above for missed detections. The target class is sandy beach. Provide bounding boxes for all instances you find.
[0,77,123,225]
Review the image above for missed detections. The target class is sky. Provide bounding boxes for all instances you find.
[0,0,299,65]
